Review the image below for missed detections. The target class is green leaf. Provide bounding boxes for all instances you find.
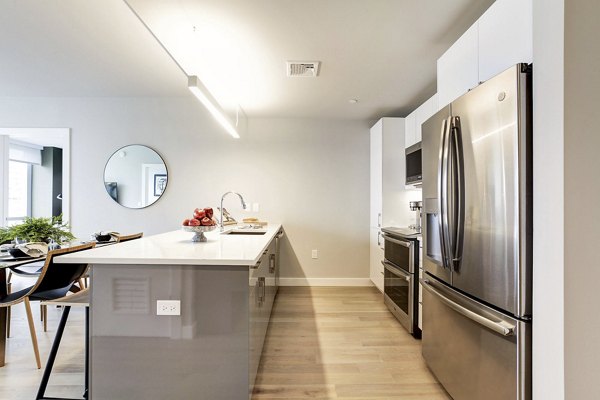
[4,214,75,244]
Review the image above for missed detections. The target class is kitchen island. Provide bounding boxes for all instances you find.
[57,225,283,400]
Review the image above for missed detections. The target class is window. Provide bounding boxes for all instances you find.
[7,160,32,225]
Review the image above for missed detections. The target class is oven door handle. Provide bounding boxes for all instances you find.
[381,260,411,282]
[381,234,413,248]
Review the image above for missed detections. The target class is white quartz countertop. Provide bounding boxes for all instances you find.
[56,224,283,266]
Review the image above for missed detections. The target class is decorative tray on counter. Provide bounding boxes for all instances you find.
[182,225,217,242]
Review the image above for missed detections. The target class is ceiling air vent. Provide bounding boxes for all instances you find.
[286,61,320,77]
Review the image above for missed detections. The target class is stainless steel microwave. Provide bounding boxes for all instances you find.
[405,142,422,185]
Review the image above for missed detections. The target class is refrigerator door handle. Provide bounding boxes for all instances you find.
[450,116,465,268]
[421,278,515,336]
[437,118,451,269]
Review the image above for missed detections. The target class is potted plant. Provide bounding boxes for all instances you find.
[2,215,76,244]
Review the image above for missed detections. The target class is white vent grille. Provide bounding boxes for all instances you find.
[112,277,150,314]
[286,61,320,77]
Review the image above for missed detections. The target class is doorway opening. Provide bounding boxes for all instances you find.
[0,128,70,227]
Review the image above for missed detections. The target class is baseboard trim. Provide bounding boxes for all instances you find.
[279,278,374,287]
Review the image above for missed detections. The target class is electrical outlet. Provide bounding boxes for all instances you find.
[311,249,318,259]
[252,203,260,212]
[157,300,180,316]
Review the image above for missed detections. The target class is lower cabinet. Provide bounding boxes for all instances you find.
[369,228,384,292]
[249,233,281,397]
[89,231,283,400]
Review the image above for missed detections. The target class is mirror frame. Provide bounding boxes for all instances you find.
[103,144,168,209]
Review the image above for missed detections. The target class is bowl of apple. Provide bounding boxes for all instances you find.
[182,207,218,242]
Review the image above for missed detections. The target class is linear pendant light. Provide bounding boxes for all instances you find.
[188,76,240,139]
[122,1,241,139]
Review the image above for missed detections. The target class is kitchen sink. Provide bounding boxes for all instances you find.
[222,230,267,235]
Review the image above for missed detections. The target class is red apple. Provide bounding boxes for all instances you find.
[203,207,214,219]
[200,217,213,226]
[189,218,201,226]
[193,208,206,220]
[182,218,190,226]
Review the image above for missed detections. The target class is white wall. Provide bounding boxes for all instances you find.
[0,136,8,226]
[0,96,370,282]
[564,0,600,398]
[532,0,565,398]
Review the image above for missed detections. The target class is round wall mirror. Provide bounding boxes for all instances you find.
[103,145,168,209]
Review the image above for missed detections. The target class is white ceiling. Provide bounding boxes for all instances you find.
[0,0,188,97]
[0,0,494,120]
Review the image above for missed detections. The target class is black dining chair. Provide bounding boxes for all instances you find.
[6,260,45,337]
[0,243,95,368]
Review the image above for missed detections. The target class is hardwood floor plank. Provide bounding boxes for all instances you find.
[254,287,450,400]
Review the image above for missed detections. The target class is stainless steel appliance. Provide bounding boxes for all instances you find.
[420,64,532,400]
[405,142,422,185]
[381,227,420,338]
[408,201,422,232]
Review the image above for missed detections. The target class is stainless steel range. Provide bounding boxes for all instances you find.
[381,227,420,338]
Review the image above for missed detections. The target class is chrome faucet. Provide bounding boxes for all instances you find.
[220,191,247,231]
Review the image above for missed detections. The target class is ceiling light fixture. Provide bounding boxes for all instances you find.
[122,2,241,140]
[188,76,240,139]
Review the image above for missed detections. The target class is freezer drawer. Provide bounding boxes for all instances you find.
[421,276,531,400]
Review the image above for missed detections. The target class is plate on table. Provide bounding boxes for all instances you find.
[8,248,33,259]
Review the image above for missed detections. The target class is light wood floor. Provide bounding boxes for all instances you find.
[253,287,450,399]
[0,281,449,399]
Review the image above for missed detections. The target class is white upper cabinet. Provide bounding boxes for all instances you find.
[405,93,439,149]
[404,111,416,149]
[437,23,479,108]
[437,0,533,107]
[478,0,533,82]
[370,119,383,229]
[414,93,439,143]
[370,118,406,227]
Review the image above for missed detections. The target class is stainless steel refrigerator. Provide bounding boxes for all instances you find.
[420,64,532,400]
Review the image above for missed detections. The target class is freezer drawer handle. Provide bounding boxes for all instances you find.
[421,279,515,336]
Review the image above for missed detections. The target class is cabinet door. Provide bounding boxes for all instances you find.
[370,227,384,292]
[381,118,406,227]
[266,242,277,313]
[404,111,417,148]
[437,23,479,108]
[478,0,532,82]
[418,268,423,330]
[415,94,439,143]
[370,120,383,228]
[248,271,261,391]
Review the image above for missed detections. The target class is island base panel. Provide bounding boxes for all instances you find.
[90,264,250,399]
